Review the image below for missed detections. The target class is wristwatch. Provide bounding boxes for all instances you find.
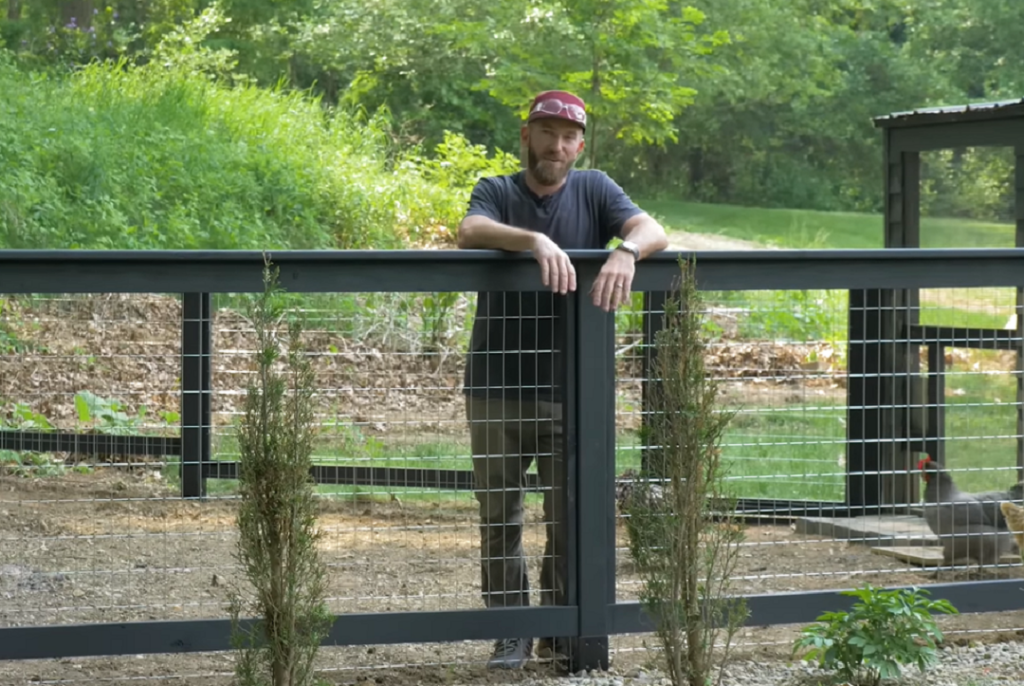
[616,240,640,261]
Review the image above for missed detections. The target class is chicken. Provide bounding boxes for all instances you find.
[615,468,666,515]
[917,455,1021,566]
[999,501,1024,555]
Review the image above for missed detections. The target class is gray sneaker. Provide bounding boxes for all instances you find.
[486,638,533,669]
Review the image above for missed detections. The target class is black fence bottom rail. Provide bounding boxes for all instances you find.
[2,578,1022,661]
[0,429,912,513]
[205,461,544,491]
[0,430,181,459]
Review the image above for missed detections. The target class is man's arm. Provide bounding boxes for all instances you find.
[456,214,540,252]
[456,178,576,294]
[619,212,670,259]
[456,177,541,252]
[590,175,670,312]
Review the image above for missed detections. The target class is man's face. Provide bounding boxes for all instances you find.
[522,119,585,186]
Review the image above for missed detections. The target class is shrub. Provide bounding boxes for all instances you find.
[623,257,747,686]
[0,54,513,251]
[793,584,958,686]
[228,258,333,686]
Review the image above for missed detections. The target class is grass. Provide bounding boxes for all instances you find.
[641,198,1017,250]
[160,354,1014,506]
[0,57,518,252]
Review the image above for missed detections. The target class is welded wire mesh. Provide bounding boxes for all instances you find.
[0,289,571,679]
[4,283,1024,683]
[611,284,1024,663]
[0,293,195,627]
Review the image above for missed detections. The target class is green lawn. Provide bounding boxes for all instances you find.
[640,199,1017,250]
[183,358,1015,504]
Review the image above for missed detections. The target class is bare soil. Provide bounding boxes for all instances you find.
[2,469,1023,685]
[1,233,1022,684]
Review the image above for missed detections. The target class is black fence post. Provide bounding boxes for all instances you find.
[924,341,946,464]
[846,288,909,515]
[569,267,617,672]
[181,292,212,499]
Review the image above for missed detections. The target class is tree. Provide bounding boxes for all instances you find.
[454,0,729,168]
[623,257,746,686]
[228,257,334,686]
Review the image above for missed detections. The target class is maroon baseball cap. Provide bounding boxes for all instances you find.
[527,90,587,131]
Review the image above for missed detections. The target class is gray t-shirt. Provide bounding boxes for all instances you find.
[461,168,644,402]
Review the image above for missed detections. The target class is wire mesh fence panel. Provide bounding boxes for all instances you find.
[614,288,850,598]
[0,288,572,677]
[207,288,567,626]
[610,284,1024,664]
[0,293,196,630]
[5,275,1024,683]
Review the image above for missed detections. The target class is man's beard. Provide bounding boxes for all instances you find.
[527,145,574,186]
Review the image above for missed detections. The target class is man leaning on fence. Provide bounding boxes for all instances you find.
[456,89,669,671]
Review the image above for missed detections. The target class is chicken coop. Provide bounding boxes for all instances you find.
[856,99,1024,511]
[625,100,1024,559]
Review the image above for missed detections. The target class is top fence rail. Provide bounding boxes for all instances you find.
[5,248,1024,293]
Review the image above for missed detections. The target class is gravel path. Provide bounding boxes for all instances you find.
[3,638,1023,685]
[665,231,773,252]
[504,641,1024,686]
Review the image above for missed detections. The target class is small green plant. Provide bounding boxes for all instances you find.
[227,256,333,686]
[74,391,144,434]
[0,449,65,478]
[793,584,958,686]
[3,402,55,432]
[736,289,847,345]
[72,391,179,436]
[0,296,43,354]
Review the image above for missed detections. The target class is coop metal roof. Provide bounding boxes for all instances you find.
[873,98,1024,128]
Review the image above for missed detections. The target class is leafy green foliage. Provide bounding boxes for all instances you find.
[455,0,728,168]
[0,51,512,250]
[4,0,1022,223]
[0,449,68,478]
[73,390,178,435]
[793,584,959,686]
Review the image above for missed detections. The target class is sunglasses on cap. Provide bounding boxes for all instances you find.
[530,98,587,124]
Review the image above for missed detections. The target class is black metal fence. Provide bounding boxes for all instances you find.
[2,248,1024,671]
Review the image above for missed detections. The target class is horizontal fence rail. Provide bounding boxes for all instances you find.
[2,248,1024,671]
[4,247,1024,293]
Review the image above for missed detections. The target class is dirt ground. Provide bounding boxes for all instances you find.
[1,468,1024,685]
[1,234,1023,684]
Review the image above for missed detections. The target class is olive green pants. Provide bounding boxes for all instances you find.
[467,396,568,609]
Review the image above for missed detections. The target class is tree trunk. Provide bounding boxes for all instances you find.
[589,50,601,169]
[688,147,705,195]
[7,0,20,21]
[58,0,93,29]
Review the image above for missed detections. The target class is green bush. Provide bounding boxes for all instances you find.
[793,584,958,686]
[0,53,514,250]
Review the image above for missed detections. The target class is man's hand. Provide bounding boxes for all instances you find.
[591,249,635,312]
[531,233,576,295]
